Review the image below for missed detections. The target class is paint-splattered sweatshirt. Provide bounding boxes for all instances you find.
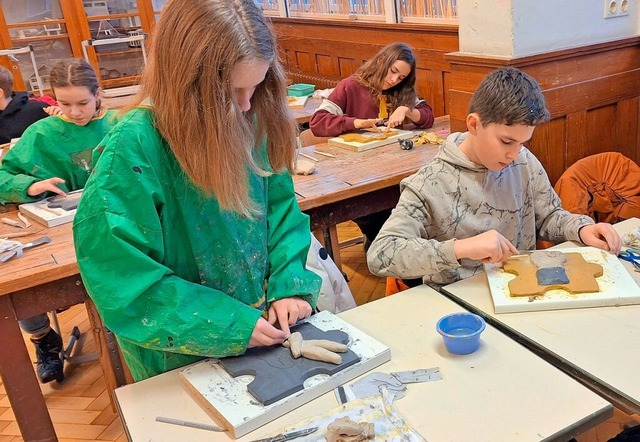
[0,109,116,204]
[366,132,594,287]
[73,107,321,381]
[309,75,435,137]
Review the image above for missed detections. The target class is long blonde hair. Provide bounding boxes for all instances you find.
[133,0,295,216]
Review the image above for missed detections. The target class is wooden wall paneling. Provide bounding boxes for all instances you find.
[442,70,451,116]
[586,105,617,158]
[565,111,588,167]
[446,88,472,132]
[316,54,337,78]
[529,117,567,185]
[271,19,459,118]
[543,70,640,118]
[337,57,356,78]
[446,37,640,182]
[616,97,640,161]
[295,51,314,73]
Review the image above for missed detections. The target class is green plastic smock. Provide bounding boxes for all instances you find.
[73,107,322,381]
[0,109,117,203]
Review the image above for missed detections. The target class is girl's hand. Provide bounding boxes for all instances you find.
[386,106,409,129]
[43,106,63,116]
[354,118,382,130]
[248,317,288,347]
[267,297,312,336]
[27,177,67,197]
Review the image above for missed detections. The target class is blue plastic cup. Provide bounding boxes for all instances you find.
[436,312,486,355]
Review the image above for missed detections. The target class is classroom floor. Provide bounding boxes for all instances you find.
[0,221,634,441]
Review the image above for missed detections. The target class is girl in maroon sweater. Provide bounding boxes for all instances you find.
[310,42,434,137]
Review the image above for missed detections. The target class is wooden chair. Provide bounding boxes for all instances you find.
[555,152,640,224]
[298,130,364,273]
[299,128,330,147]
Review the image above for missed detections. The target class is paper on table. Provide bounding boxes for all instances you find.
[261,392,424,442]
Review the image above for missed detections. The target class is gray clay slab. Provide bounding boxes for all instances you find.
[536,267,569,285]
[219,322,360,405]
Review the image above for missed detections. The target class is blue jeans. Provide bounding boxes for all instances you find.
[19,313,50,335]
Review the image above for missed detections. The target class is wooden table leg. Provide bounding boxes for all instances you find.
[85,298,133,412]
[313,225,344,275]
[0,295,58,442]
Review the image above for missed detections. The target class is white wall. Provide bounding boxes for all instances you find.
[458,0,640,58]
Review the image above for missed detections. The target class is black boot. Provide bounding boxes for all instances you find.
[31,329,64,383]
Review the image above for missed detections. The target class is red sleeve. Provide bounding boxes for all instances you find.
[309,110,356,137]
[412,100,435,129]
[309,76,377,137]
[30,95,58,107]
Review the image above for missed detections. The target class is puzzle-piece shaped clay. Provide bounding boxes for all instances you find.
[504,252,603,297]
[219,322,360,406]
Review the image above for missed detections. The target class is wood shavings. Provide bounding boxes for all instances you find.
[412,131,446,145]
[17,213,31,228]
[622,226,640,248]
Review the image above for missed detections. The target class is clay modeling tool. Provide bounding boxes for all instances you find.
[155,416,225,432]
[1,217,24,228]
[314,150,337,159]
[509,250,536,258]
[249,427,318,442]
[298,152,319,162]
[17,213,31,228]
[0,236,51,262]
[37,204,63,215]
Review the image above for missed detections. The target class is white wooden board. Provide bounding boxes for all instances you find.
[484,247,640,313]
[179,310,391,438]
[287,95,309,109]
[328,128,413,152]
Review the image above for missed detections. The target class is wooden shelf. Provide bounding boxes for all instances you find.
[95,48,142,57]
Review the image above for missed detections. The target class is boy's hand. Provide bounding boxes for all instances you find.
[267,297,312,336]
[454,230,519,263]
[248,317,288,347]
[27,178,67,197]
[354,118,383,130]
[578,223,622,255]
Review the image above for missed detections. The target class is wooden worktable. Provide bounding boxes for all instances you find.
[0,216,129,441]
[114,285,612,441]
[441,217,640,415]
[293,116,449,265]
[290,97,322,125]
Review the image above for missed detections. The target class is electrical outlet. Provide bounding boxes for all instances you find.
[619,0,630,15]
[604,0,630,18]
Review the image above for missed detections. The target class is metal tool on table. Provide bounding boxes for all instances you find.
[249,427,318,442]
[0,236,51,262]
[619,248,640,271]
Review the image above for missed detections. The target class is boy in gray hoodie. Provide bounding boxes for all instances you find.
[367,67,621,288]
